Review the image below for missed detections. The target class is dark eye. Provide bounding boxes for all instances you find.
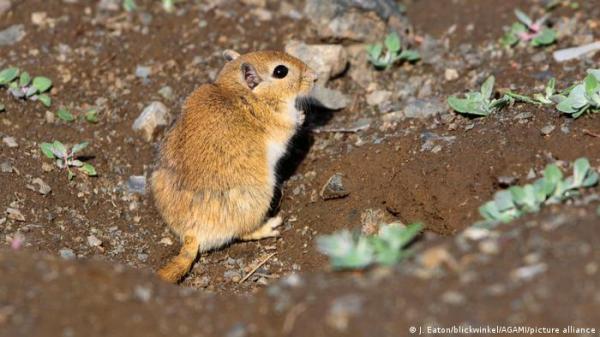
[273,65,288,79]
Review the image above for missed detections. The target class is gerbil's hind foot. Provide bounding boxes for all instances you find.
[157,235,199,284]
[241,216,283,241]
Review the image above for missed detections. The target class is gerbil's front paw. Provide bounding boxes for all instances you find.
[297,110,306,127]
[241,216,283,241]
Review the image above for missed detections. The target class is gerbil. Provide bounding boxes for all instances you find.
[151,50,317,283]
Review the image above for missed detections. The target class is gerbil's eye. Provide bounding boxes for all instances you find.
[272,65,288,79]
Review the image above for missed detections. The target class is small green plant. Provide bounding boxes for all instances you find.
[506,78,559,105]
[448,76,513,116]
[40,141,97,180]
[0,67,52,108]
[366,32,420,69]
[56,107,75,122]
[123,0,136,11]
[475,158,598,228]
[317,222,423,269]
[502,9,557,47]
[555,69,600,118]
[85,108,99,123]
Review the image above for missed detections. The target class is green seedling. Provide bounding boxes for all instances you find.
[56,107,75,122]
[162,0,176,12]
[0,67,52,108]
[317,222,423,269]
[506,78,559,105]
[85,109,99,123]
[555,69,600,118]
[448,76,513,116]
[123,0,137,11]
[475,157,598,228]
[40,141,97,180]
[502,9,557,47]
[366,32,420,70]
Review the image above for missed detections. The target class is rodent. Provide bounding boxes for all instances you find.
[151,50,317,283]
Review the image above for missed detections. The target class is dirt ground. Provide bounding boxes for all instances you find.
[1,0,600,336]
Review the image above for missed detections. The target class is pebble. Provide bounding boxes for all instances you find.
[320,173,350,200]
[134,285,152,303]
[0,24,25,46]
[0,161,13,173]
[0,0,11,16]
[284,41,348,83]
[158,86,174,101]
[127,175,146,194]
[540,125,555,136]
[2,136,18,148]
[441,290,465,305]
[326,294,364,332]
[311,85,350,110]
[366,90,392,107]
[132,101,172,142]
[6,208,25,222]
[225,323,247,337]
[135,65,152,81]
[59,248,76,260]
[32,178,51,195]
[404,98,446,119]
[510,263,547,282]
[223,270,241,283]
[444,68,459,81]
[497,176,517,188]
[87,235,102,247]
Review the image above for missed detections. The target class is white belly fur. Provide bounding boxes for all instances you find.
[265,98,300,186]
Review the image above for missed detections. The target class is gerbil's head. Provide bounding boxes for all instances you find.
[216,50,317,102]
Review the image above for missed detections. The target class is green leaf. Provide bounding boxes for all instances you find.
[501,31,519,47]
[384,32,401,53]
[531,28,556,46]
[79,163,97,176]
[56,108,75,122]
[546,78,556,97]
[584,73,599,97]
[123,0,137,11]
[573,157,591,186]
[0,103,4,112]
[588,69,600,81]
[38,94,51,107]
[317,231,374,269]
[85,109,98,123]
[71,141,89,154]
[19,72,31,87]
[506,91,539,104]
[40,143,56,159]
[68,170,75,181]
[51,141,67,158]
[514,9,533,27]
[32,76,52,93]
[0,67,19,85]
[480,76,495,100]
[398,49,420,62]
[543,164,563,196]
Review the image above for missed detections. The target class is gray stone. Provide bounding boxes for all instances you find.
[87,235,102,247]
[284,41,348,83]
[541,125,555,136]
[320,173,350,200]
[0,161,12,173]
[366,90,392,107]
[0,0,11,16]
[135,65,152,80]
[59,248,76,260]
[132,101,172,141]
[127,175,146,194]
[0,24,25,46]
[304,0,407,42]
[32,178,51,195]
[2,136,17,148]
[403,98,446,119]
[310,85,350,110]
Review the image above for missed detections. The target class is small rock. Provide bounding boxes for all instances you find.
[158,86,174,101]
[223,270,241,283]
[540,124,555,136]
[135,65,152,81]
[510,263,547,282]
[137,253,148,262]
[444,68,459,81]
[320,173,350,200]
[441,290,465,305]
[241,0,265,6]
[251,8,272,21]
[479,239,499,255]
[419,245,456,270]
[127,175,146,194]
[2,136,18,148]
[310,85,350,110]
[132,101,172,142]
[59,248,76,260]
[360,208,390,235]
[285,41,348,83]
[225,323,247,337]
[326,294,363,332]
[32,178,51,195]
[0,0,11,16]
[404,98,446,119]
[87,235,102,247]
[365,90,392,107]
[0,161,13,173]
[159,237,173,246]
[0,24,25,46]
[6,208,25,222]
[134,285,152,303]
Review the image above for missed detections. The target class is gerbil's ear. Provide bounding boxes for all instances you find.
[242,63,262,90]
[223,49,240,62]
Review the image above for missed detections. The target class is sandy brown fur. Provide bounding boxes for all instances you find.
[152,50,316,283]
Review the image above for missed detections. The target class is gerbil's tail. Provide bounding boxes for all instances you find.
[157,235,198,283]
